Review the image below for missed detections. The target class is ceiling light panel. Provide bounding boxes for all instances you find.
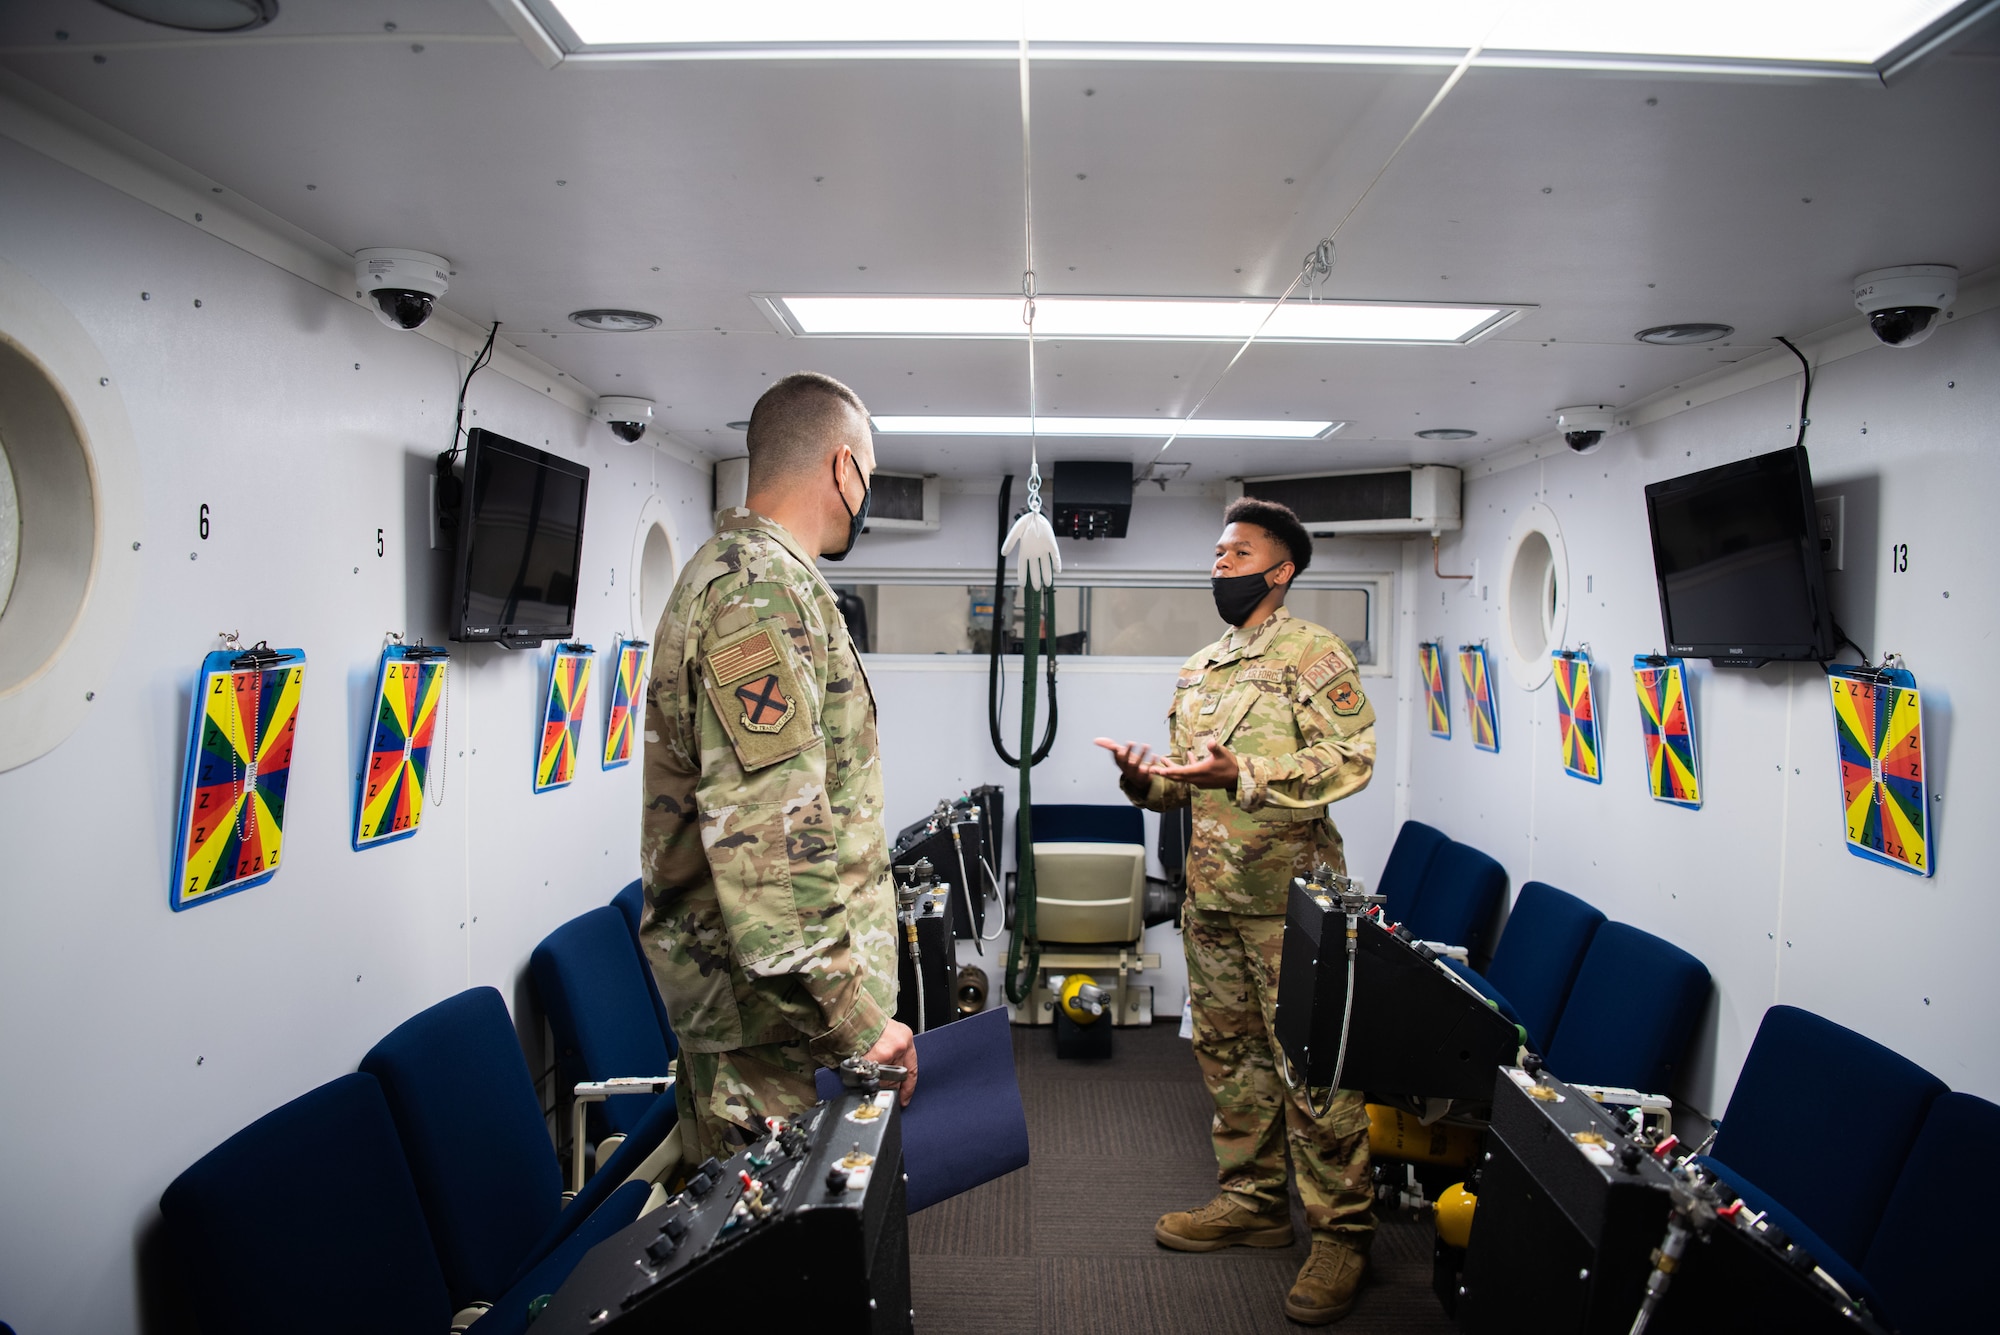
[760,296,1518,345]
[871,416,1341,439]
[534,0,1968,70]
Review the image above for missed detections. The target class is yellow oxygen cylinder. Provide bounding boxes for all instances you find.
[1366,1103,1482,1167]
[1434,1183,1477,1249]
[1056,973,1108,1026]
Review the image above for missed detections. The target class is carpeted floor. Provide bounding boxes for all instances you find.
[908,1021,1460,1334]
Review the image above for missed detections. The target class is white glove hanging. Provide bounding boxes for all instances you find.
[1002,508,1062,593]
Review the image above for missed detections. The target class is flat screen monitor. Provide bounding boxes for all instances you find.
[1644,444,1834,667]
[449,429,590,647]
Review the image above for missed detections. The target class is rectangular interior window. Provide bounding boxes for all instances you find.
[832,582,1372,664]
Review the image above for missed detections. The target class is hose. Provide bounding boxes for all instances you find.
[987,475,1058,767]
[1003,583,1050,1005]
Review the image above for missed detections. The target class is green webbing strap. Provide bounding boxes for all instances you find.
[1004,585,1048,1005]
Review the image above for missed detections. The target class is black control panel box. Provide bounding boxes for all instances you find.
[1274,879,1520,1102]
[1051,460,1132,540]
[538,1089,911,1333]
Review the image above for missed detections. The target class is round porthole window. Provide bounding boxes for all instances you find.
[628,492,680,644]
[0,261,142,771]
[1499,503,1569,690]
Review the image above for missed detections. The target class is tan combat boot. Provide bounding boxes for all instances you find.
[1285,1235,1366,1324]
[1154,1193,1295,1251]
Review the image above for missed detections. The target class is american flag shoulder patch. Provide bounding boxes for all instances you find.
[706,628,782,685]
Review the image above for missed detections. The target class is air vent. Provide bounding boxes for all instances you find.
[1227,465,1461,535]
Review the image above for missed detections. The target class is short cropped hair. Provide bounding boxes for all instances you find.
[1223,496,1313,577]
[744,372,869,491]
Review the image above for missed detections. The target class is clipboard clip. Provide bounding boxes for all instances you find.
[558,641,595,655]
[403,638,451,662]
[229,640,287,669]
[1640,650,1672,667]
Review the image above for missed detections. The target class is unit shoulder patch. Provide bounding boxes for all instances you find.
[1299,646,1355,697]
[702,620,817,771]
[1328,676,1366,716]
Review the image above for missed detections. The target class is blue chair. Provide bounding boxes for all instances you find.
[1404,840,1508,967]
[1029,802,1144,845]
[1478,881,1604,1052]
[358,988,652,1330]
[531,905,679,1161]
[1541,922,1710,1095]
[1376,820,1449,924]
[1862,1091,1993,1334]
[611,877,677,1050]
[160,1073,451,1335]
[1705,1006,1945,1289]
[814,1006,1029,1213]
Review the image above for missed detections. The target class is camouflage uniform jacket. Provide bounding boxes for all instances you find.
[1122,606,1376,916]
[641,508,896,1062]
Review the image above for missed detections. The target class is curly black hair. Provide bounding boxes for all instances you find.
[1222,496,1313,577]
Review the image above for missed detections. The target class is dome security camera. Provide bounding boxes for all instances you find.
[592,396,655,444]
[1556,405,1617,454]
[353,248,450,331]
[1853,265,1957,349]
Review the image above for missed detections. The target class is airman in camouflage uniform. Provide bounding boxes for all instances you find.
[1102,499,1376,1324]
[641,374,909,1162]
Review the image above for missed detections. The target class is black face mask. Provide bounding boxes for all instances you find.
[1212,563,1285,626]
[822,458,871,562]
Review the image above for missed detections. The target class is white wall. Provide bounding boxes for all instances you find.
[1397,307,2000,1117]
[0,137,712,1334]
[849,488,1410,1022]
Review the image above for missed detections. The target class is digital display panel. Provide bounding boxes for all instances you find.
[1644,445,1832,663]
[452,430,589,643]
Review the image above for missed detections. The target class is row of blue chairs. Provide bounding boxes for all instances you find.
[1379,820,1711,1095]
[161,882,681,1335]
[1698,1005,1986,1334]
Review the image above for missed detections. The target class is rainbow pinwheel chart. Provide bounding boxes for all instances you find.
[170,647,306,911]
[1458,644,1499,752]
[1552,651,1602,783]
[536,644,594,794]
[354,645,449,850]
[1420,641,1451,739]
[1632,655,1700,809]
[603,638,648,770]
[1828,664,1930,876]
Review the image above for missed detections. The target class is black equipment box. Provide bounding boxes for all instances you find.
[1051,460,1132,540]
[1459,1067,1677,1332]
[891,799,994,941]
[536,1089,911,1333]
[894,882,955,1035]
[1651,1187,1892,1334]
[1274,878,1520,1102]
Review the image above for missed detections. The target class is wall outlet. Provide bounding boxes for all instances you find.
[1816,495,1845,571]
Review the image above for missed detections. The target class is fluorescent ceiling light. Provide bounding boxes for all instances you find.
[532,0,1971,72]
[872,416,1340,439]
[762,295,1516,344]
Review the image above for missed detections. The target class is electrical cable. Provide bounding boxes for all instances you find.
[444,320,500,462]
[1775,334,1812,449]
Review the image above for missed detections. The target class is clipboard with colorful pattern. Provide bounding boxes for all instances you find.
[1419,641,1451,739]
[1828,662,1930,876]
[170,644,306,910]
[602,637,648,770]
[1632,655,1700,809]
[1552,650,1601,783]
[1459,643,1498,752]
[536,643,593,794]
[354,643,449,850]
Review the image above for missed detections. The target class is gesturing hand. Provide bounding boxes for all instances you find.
[1149,741,1240,790]
[1094,737,1157,786]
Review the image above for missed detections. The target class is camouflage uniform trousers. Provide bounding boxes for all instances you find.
[1184,904,1375,1245]
[673,1041,821,1163]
